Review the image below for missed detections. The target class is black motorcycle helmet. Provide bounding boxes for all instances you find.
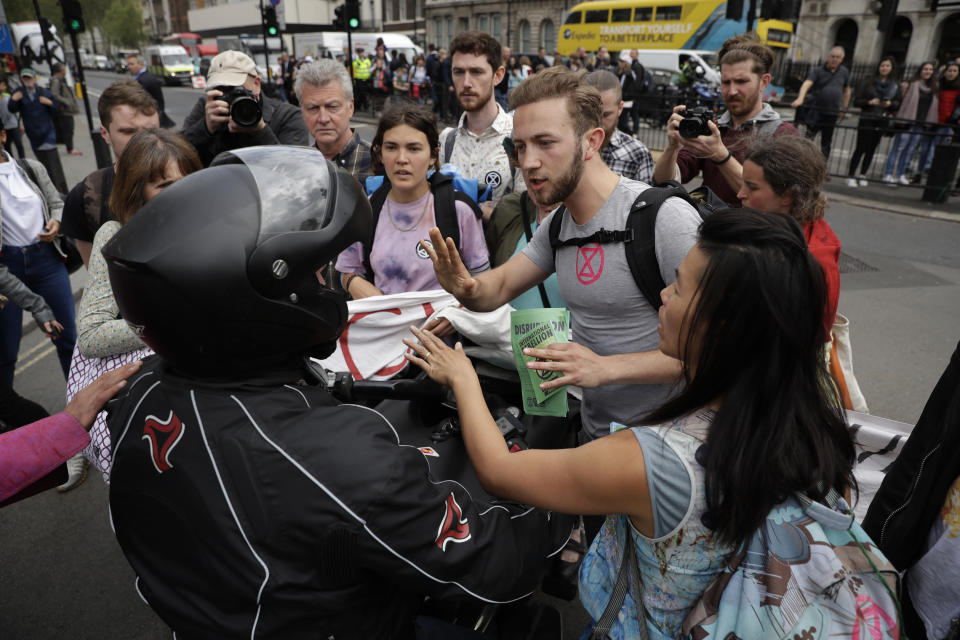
[102,146,372,378]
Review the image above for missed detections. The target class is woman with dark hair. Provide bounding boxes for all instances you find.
[883,61,940,186]
[846,57,900,186]
[403,208,856,639]
[76,128,201,358]
[739,135,840,338]
[336,103,488,301]
[918,61,960,179]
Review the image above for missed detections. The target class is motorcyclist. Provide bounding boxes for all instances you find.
[101,146,566,639]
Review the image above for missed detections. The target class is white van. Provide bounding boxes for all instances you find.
[145,45,194,85]
[294,32,422,65]
[618,49,720,86]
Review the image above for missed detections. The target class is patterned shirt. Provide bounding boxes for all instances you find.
[601,128,654,184]
[325,129,374,186]
[440,104,523,203]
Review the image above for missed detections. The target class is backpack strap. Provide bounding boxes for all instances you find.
[15,158,38,186]
[428,171,464,254]
[520,192,552,309]
[443,127,458,165]
[361,178,392,281]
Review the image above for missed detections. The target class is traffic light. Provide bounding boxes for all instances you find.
[263,5,280,37]
[60,0,85,34]
[875,0,899,33]
[346,0,361,30]
[333,4,346,30]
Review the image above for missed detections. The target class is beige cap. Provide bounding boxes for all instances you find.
[206,50,258,87]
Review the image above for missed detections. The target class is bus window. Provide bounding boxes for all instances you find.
[584,9,608,23]
[611,8,631,21]
[655,5,683,20]
[634,7,653,21]
[564,11,582,24]
[767,29,792,45]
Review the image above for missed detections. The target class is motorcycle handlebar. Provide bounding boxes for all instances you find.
[305,359,444,402]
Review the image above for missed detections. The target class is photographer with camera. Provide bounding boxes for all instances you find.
[653,35,797,206]
[182,51,310,167]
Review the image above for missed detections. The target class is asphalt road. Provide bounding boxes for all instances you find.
[3,70,960,638]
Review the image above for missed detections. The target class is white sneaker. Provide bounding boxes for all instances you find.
[845,178,858,188]
[898,175,911,186]
[57,453,89,492]
[857,176,869,187]
[883,174,897,187]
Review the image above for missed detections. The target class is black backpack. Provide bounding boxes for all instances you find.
[362,171,482,279]
[547,182,718,310]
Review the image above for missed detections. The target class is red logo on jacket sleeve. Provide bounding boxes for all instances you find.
[142,412,185,473]
[435,493,471,551]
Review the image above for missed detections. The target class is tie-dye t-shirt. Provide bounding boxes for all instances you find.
[336,190,489,294]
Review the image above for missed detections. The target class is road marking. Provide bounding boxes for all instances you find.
[17,337,53,361]
[14,344,56,376]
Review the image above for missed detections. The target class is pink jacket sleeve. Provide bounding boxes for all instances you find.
[0,412,90,501]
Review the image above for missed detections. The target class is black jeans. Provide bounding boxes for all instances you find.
[59,113,75,152]
[4,127,24,158]
[806,110,839,159]
[848,120,884,177]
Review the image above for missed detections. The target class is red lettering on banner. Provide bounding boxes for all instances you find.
[576,243,604,285]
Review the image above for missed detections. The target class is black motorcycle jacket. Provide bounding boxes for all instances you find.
[107,358,563,639]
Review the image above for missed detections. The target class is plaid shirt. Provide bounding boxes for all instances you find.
[327,130,374,185]
[601,129,654,184]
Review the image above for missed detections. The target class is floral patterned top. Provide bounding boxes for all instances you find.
[579,411,735,639]
[76,221,145,358]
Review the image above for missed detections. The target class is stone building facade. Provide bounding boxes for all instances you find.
[791,0,960,67]
[423,0,568,54]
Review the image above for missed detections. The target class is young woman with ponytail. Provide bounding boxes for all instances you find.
[402,207,855,639]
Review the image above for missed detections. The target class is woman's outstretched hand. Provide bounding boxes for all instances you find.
[403,325,476,389]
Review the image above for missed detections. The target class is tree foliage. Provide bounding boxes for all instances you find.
[102,0,144,49]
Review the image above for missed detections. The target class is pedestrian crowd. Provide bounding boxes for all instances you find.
[1,28,959,640]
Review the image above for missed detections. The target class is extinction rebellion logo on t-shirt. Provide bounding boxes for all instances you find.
[416,239,433,259]
[576,243,604,285]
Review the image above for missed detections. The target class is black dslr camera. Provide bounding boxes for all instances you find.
[219,86,262,128]
[678,107,715,138]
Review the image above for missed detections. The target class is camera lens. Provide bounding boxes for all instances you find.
[678,118,703,139]
[231,96,261,128]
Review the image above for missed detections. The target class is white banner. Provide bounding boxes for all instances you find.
[847,410,914,521]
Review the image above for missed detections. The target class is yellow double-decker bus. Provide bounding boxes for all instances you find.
[558,0,793,55]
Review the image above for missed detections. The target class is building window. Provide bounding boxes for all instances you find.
[434,17,443,45]
[540,19,556,53]
[477,14,488,32]
[492,13,502,40]
[634,7,653,21]
[399,0,406,21]
[459,16,469,33]
[655,5,682,21]
[446,16,454,45]
[519,19,531,52]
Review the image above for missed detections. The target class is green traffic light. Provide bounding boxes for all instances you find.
[69,19,80,30]
[268,27,277,35]
[348,18,359,28]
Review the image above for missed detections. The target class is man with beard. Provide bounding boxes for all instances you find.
[583,69,653,183]
[440,32,522,221]
[181,51,309,167]
[425,66,701,445]
[653,35,797,206]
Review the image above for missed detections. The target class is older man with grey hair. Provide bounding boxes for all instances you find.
[296,59,373,183]
[791,45,851,159]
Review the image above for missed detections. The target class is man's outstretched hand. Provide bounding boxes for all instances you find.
[423,227,479,302]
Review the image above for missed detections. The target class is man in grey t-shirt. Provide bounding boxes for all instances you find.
[422,67,701,440]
